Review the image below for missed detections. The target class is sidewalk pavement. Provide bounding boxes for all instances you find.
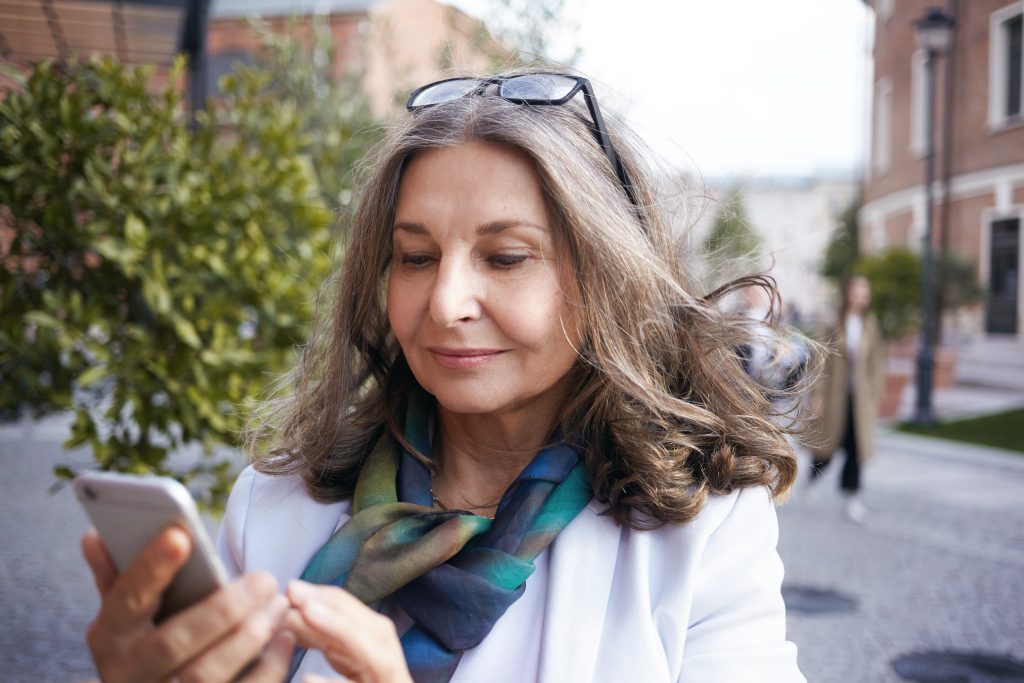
[779,429,1024,682]
[0,415,100,683]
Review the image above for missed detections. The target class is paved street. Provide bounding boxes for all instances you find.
[780,431,1024,682]
[1,415,103,683]
[1,413,1022,682]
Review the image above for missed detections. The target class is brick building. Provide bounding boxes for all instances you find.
[207,0,503,114]
[861,0,1024,339]
[0,0,501,113]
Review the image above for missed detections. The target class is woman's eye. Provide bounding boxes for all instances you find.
[400,254,434,267]
[488,254,528,268]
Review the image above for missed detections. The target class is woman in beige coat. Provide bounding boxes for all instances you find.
[809,276,885,522]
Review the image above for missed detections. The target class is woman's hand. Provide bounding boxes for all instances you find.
[285,580,412,683]
[82,526,295,682]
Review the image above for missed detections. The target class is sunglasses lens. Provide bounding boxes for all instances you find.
[409,79,480,107]
[500,74,579,101]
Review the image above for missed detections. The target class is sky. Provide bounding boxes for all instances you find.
[450,0,875,180]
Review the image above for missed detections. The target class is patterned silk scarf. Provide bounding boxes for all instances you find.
[295,392,593,683]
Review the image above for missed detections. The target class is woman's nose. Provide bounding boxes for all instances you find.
[429,257,482,327]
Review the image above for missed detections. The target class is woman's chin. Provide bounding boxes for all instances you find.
[427,389,510,416]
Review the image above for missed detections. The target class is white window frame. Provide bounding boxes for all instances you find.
[873,78,893,176]
[910,50,927,157]
[988,2,1024,131]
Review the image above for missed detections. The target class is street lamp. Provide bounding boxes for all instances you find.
[912,7,955,426]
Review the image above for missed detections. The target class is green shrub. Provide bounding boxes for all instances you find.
[853,248,985,343]
[0,38,378,507]
[936,251,985,311]
[703,188,764,286]
[820,194,861,284]
[855,248,922,341]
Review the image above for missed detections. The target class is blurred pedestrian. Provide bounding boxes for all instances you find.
[808,275,884,522]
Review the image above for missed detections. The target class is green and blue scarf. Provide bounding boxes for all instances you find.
[294,391,593,683]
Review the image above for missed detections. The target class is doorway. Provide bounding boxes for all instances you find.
[986,218,1020,334]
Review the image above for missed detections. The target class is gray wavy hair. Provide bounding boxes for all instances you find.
[245,71,816,528]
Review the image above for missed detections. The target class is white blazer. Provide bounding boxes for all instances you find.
[216,467,806,683]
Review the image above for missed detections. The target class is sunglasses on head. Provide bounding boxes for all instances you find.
[406,73,639,210]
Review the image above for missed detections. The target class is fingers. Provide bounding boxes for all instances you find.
[288,579,367,621]
[138,571,280,676]
[244,630,297,683]
[302,674,336,683]
[105,525,192,632]
[173,593,290,683]
[287,581,411,683]
[82,529,118,594]
[285,581,368,654]
[87,526,195,681]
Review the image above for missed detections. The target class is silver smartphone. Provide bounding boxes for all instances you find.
[74,471,229,622]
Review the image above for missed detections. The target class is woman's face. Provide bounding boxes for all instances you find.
[387,140,581,418]
[847,276,871,315]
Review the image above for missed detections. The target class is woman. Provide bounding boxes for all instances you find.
[82,72,810,682]
[808,275,884,523]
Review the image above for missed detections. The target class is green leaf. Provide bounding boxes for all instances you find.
[141,274,172,316]
[172,314,202,349]
[53,465,77,480]
[125,213,147,249]
[93,236,142,272]
[0,165,23,181]
[77,364,109,388]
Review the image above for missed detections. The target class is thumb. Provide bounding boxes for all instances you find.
[82,529,118,595]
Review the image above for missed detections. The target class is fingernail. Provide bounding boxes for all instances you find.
[265,594,289,622]
[287,579,311,602]
[303,598,329,626]
[273,629,296,654]
[160,528,188,560]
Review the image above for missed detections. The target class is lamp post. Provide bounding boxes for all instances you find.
[912,7,955,426]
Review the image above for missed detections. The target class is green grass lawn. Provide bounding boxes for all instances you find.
[896,408,1024,453]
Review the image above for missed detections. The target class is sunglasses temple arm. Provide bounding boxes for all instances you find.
[581,85,641,210]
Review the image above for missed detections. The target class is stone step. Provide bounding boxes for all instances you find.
[959,343,1024,360]
[954,338,1024,391]
[954,364,1024,391]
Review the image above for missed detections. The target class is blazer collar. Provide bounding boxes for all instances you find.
[537,498,620,681]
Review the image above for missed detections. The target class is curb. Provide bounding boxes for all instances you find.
[878,428,1024,472]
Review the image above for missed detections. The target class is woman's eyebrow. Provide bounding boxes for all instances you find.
[393,221,429,235]
[393,220,549,235]
[476,219,548,236]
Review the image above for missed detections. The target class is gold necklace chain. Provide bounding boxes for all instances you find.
[430,488,495,520]
[429,488,450,511]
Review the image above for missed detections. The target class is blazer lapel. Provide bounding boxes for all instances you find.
[256,483,351,588]
[537,499,621,682]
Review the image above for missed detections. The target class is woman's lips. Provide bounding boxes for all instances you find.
[428,348,506,370]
